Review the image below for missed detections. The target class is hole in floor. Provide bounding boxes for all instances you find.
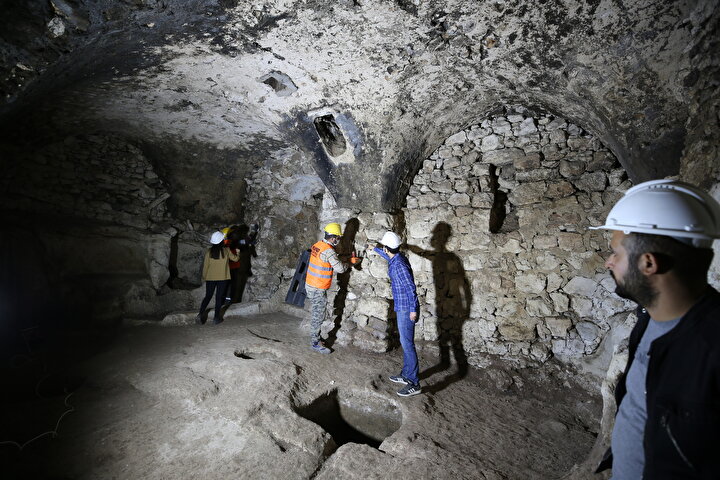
[233,349,279,360]
[293,389,402,449]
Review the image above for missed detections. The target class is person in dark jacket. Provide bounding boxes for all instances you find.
[223,226,242,305]
[590,180,720,479]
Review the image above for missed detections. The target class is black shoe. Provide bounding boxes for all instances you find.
[213,317,223,325]
[195,314,205,325]
[397,383,422,397]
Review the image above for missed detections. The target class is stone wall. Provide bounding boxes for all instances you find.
[313,110,641,373]
[403,110,637,368]
[0,134,199,323]
[0,135,170,229]
[3,112,717,376]
[313,205,401,353]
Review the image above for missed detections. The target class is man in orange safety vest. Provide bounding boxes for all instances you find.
[305,222,358,354]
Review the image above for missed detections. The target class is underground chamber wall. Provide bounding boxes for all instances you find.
[400,108,629,363]
[293,389,402,449]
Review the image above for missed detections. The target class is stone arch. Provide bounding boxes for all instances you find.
[401,108,635,368]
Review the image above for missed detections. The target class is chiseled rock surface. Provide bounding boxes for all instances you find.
[0,0,709,213]
[9,312,602,479]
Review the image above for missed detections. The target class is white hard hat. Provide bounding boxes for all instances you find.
[210,231,225,244]
[590,179,720,248]
[380,231,402,249]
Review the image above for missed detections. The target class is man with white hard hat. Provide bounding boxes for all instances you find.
[591,180,720,478]
[368,231,422,397]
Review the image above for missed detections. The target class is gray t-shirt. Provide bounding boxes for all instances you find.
[610,315,681,479]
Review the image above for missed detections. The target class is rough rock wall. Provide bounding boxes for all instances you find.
[678,2,720,289]
[679,1,720,190]
[0,134,169,228]
[242,147,326,302]
[0,129,334,323]
[0,134,208,322]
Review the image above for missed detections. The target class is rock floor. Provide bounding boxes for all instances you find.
[4,310,603,479]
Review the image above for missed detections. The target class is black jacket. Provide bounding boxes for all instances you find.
[597,287,720,478]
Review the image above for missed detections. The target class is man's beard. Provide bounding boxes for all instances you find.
[611,263,657,307]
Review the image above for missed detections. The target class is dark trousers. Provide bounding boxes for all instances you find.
[226,269,240,303]
[199,280,229,320]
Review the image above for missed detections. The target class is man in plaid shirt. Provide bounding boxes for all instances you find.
[371,231,422,397]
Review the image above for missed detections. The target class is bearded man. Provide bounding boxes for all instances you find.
[591,180,720,479]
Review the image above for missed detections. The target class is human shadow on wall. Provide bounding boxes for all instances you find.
[326,217,360,347]
[407,222,472,394]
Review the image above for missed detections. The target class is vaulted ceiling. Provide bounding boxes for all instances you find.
[1,0,715,216]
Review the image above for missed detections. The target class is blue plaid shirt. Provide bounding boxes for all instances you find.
[374,247,419,313]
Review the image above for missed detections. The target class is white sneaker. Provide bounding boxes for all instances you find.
[388,375,408,384]
[311,342,331,354]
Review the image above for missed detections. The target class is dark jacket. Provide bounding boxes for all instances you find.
[597,287,720,478]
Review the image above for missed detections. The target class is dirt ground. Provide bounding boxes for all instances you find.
[3,308,603,480]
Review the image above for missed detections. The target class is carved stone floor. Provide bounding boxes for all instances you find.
[3,311,603,480]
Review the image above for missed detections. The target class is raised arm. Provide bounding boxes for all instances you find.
[321,246,348,274]
[373,246,390,261]
[406,243,432,259]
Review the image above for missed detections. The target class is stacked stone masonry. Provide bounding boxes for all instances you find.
[0,135,170,229]
[316,209,402,354]
[324,110,637,365]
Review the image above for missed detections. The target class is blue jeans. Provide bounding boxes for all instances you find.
[397,310,419,385]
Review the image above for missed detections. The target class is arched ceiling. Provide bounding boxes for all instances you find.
[0,0,713,215]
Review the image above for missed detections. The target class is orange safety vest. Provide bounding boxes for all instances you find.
[306,241,334,289]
